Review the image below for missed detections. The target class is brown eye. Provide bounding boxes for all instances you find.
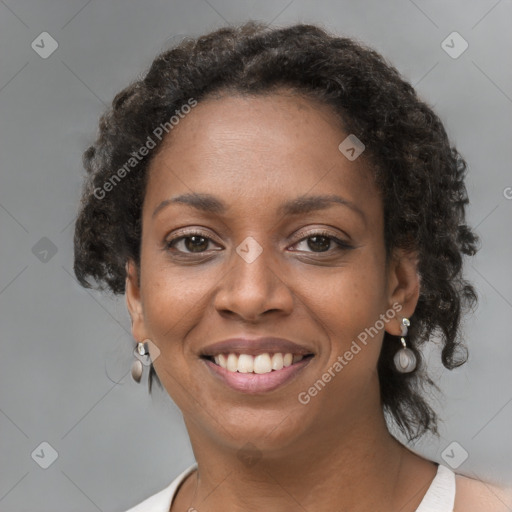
[292,231,353,254]
[165,233,219,254]
[182,235,209,253]
[306,235,331,252]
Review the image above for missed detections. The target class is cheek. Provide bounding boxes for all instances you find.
[306,251,388,367]
[142,266,212,342]
[310,248,387,320]
[141,267,213,411]
[138,246,214,376]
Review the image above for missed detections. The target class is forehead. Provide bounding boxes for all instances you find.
[143,92,379,218]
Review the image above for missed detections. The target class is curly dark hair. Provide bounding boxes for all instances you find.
[73,21,479,442]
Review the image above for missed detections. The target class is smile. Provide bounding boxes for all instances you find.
[202,353,315,394]
[209,352,310,374]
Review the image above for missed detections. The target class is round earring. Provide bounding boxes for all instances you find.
[131,341,149,383]
[393,317,417,373]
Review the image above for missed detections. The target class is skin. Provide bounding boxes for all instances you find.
[125,91,505,511]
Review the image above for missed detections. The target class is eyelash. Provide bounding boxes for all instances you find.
[164,229,353,255]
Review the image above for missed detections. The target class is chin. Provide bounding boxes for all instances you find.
[209,403,315,452]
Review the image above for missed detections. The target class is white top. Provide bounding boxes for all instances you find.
[125,463,456,512]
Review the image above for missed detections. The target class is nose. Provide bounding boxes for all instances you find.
[213,241,294,322]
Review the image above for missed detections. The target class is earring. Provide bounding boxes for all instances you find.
[131,341,150,383]
[393,317,417,373]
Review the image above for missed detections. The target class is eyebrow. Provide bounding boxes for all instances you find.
[152,192,366,224]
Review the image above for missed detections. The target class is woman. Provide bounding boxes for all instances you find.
[73,22,509,511]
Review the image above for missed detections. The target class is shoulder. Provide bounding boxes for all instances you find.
[454,473,512,512]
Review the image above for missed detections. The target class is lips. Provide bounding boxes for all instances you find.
[199,337,315,393]
[200,337,314,358]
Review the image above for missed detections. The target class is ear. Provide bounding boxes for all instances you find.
[125,259,150,342]
[384,248,420,336]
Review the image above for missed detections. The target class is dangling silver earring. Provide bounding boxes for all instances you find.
[131,341,150,383]
[393,317,417,373]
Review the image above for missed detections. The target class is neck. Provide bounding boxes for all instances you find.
[174,401,435,512]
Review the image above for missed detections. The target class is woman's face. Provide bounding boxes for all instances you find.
[126,91,418,453]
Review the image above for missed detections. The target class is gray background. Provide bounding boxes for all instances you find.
[1,0,511,510]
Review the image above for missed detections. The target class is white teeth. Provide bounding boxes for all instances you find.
[237,354,254,373]
[271,353,284,370]
[253,353,272,374]
[212,352,307,374]
[226,353,238,372]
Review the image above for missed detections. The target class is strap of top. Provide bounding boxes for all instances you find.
[415,464,456,512]
[124,464,197,512]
